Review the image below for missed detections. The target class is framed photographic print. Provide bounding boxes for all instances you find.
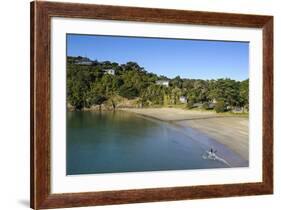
[30,1,273,209]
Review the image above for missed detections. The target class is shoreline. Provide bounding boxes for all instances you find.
[120,108,249,161]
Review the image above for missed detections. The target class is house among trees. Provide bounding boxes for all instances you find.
[231,106,244,113]
[156,80,169,87]
[103,69,115,75]
[208,103,215,109]
[75,57,92,65]
[212,98,217,103]
[67,56,249,113]
[179,96,187,103]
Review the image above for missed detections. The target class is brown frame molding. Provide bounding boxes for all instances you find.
[30,1,273,209]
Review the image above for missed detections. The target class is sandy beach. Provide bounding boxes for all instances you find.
[121,108,249,161]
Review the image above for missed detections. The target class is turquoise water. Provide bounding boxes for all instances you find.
[67,111,235,175]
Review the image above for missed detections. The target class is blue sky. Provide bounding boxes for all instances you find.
[67,34,249,81]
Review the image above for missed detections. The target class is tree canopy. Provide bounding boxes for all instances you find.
[67,56,249,112]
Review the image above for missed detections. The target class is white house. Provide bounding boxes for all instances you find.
[103,69,115,75]
[179,96,187,103]
[212,98,217,103]
[156,80,169,87]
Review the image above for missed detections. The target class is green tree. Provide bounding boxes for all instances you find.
[239,79,249,111]
[119,85,139,99]
[214,100,225,113]
[92,95,107,110]
[66,56,248,112]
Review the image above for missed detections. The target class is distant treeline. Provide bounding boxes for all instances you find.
[67,56,249,112]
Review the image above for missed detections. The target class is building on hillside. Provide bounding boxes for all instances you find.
[208,103,215,109]
[103,69,115,75]
[156,80,169,87]
[232,106,244,113]
[179,96,187,103]
[75,57,92,65]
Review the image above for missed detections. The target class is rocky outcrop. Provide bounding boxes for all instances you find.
[68,96,141,112]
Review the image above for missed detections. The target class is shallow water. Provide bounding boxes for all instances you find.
[66,111,245,175]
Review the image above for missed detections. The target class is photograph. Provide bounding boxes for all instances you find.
[66,34,249,175]
[29,2,274,208]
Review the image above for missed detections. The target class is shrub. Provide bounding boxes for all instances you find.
[214,101,225,113]
[244,104,249,112]
[119,86,139,99]
[92,95,107,106]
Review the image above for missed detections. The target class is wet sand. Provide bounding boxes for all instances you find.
[121,108,249,161]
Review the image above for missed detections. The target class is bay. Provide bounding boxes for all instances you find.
[67,111,228,175]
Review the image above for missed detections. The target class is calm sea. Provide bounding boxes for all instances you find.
[67,111,238,175]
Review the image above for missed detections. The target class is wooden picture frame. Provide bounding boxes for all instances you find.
[30,1,273,209]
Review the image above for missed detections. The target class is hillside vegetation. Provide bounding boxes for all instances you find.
[67,56,249,112]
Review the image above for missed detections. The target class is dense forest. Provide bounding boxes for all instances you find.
[67,56,249,113]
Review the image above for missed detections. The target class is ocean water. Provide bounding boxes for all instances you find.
[66,111,245,175]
